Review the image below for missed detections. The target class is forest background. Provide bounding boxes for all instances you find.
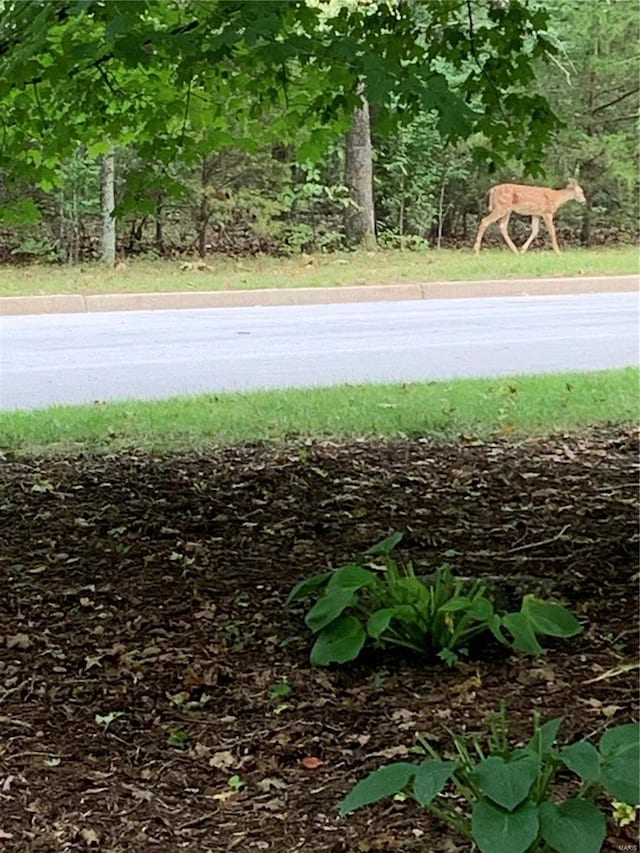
[0,0,637,265]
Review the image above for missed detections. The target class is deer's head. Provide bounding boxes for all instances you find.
[567,179,586,204]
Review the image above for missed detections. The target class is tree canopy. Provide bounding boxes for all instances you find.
[0,0,562,212]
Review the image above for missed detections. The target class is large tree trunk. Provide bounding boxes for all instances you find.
[344,99,376,248]
[100,150,116,266]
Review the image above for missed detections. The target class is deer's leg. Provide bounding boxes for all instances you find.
[520,216,540,254]
[498,212,519,255]
[543,213,561,254]
[473,209,503,253]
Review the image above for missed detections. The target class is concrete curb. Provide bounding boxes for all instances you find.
[0,274,637,316]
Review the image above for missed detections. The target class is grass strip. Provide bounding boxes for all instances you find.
[0,247,638,297]
[1,368,637,455]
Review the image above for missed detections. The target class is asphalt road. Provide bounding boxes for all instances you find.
[1,291,638,411]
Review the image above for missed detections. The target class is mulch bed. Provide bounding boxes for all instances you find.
[1,428,638,852]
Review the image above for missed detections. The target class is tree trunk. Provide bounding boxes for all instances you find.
[344,98,376,248]
[100,150,116,266]
[155,194,164,252]
[580,199,592,245]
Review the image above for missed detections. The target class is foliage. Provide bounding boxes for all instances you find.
[0,0,562,218]
[338,706,640,853]
[288,533,582,666]
[537,0,640,238]
[0,1,635,253]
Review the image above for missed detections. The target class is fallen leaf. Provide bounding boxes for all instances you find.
[256,777,287,793]
[300,756,324,769]
[209,750,236,770]
[6,634,31,650]
[80,827,99,846]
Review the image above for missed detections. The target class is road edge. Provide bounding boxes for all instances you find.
[0,274,637,316]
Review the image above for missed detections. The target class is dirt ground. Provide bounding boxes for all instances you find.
[1,428,638,852]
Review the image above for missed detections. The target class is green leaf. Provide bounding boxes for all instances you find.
[367,608,396,639]
[471,755,539,811]
[364,532,403,556]
[338,762,416,816]
[439,596,473,612]
[87,140,115,158]
[520,596,582,637]
[501,613,543,655]
[467,596,494,621]
[472,799,539,853]
[305,589,355,632]
[167,729,188,749]
[309,615,366,666]
[326,564,378,594]
[413,759,458,806]
[287,571,333,604]
[539,799,606,853]
[0,198,40,225]
[525,717,564,755]
[560,741,601,783]
[599,723,640,804]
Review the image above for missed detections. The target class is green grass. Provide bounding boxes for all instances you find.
[0,247,637,297]
[1,369,637,455]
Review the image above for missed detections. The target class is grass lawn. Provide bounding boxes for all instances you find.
[0,246,637,297]
[1,368,637,454]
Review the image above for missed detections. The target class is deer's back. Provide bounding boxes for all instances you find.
[489,183,556,216]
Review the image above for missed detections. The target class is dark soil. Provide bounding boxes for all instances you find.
[1,428,638,852]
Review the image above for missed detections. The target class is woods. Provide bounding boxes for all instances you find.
[0,0,636,264]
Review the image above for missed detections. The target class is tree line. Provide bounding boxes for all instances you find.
[0,0,637,264]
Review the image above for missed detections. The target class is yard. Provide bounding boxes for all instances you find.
[1,427,637,851]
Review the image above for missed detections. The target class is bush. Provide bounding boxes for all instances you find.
[288,533,582,666]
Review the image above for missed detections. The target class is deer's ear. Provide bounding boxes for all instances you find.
[567,178,576,187]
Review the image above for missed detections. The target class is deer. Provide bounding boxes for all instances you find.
[473,179,586,255]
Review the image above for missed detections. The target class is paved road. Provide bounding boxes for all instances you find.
[1,292,638,411]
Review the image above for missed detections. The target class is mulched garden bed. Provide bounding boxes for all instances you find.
[1,427,638,852]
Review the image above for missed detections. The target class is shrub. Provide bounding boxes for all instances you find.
[288,533,582,666]
[339,705,640,853]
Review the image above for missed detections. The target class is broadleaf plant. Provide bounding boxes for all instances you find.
[288,534,582,666]
[338,706,640,853]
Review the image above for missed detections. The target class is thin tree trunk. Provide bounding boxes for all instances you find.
[344,98,376,248]
[580,199,592,246]
[100,149,116,266]
[437,174,448,250]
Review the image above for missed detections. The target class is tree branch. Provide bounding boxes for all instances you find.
[592,86,639,115]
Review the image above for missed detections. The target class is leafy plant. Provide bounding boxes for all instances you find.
[166,729,189,750]
[288,533,582,666]
[339,706,640,853]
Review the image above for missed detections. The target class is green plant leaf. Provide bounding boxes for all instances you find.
[309,614,366,665]
[560,741,601,783]
[287,571,333,603]
[326,564,378,594]
[167,729,189,749]
[487,613,508,645]
[501,613,544,655]
[438,595,473,612]
[539,798,606,853]
[471,754,539,811]
[364,531,403,556]
[520,596,582,637]
[471,799,539,853]
[599,723,640,804]
[413,759,458,806]
[521,716,564,758]
[467,596,494,621]
[305,589,356,632]
[366,608,397,639]
[338,762,416,816]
